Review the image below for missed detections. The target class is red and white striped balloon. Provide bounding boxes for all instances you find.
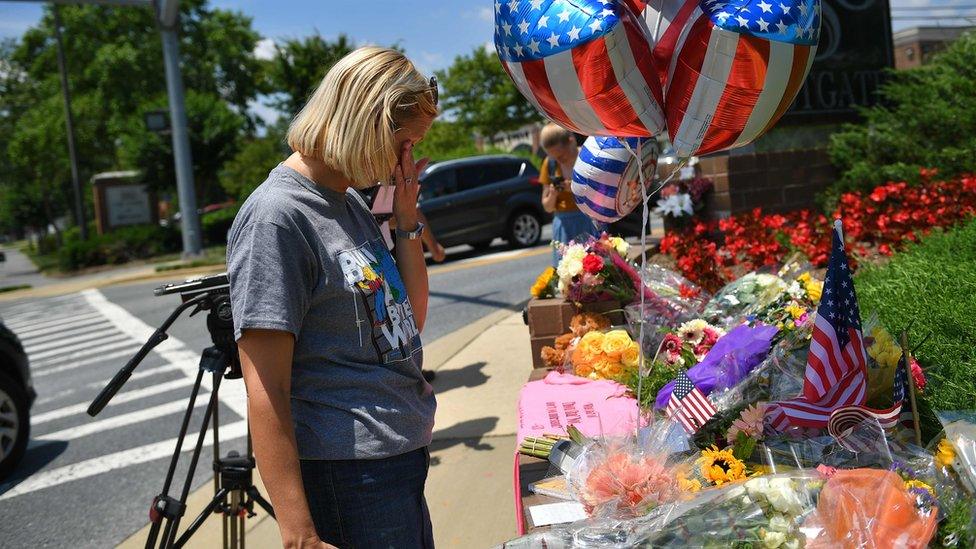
[641,0,820,156]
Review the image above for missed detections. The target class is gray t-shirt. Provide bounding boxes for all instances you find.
[226,164,436,460]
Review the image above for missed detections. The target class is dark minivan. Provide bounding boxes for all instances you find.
[0,318,33,479]
[419,155,549,250]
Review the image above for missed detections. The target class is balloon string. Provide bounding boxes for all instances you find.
[621,138,651,436]
[642,156,689,209]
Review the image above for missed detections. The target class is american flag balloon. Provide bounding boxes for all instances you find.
[494,0,666,137]
[642,0,821,156]
[572,136,659,222]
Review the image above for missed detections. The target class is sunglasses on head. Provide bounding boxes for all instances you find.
[428,76,438,106]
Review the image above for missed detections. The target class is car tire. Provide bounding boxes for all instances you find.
[0,370,29,480]
[507,209,543,248]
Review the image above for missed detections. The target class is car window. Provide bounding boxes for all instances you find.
[419,168,456,200]
[456,161,523,192]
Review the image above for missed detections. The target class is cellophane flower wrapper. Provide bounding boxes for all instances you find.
[624,302,696,360]
[703,272,788,328]
[635,472,823,547]
[937,411,976,494]
[565,420,693,521]
[639,264,710,315]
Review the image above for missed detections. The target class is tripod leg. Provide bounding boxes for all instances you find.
[145,368,208,549]
[163,370,225,547]
[247,486,276,519]
[172,488,230,548]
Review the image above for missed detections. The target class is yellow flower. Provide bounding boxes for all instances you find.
[868,327,902,369]
[797,273,811,283]
[785,303,807,320]
[577,331,605,359]
[905,479,936,497]
[936,438,956,468]
[601,330,632,359]
[621,342,641,368]
[609,236,630,256]
[531,267,555,297]
[678,475,702,493]
[805,279,823,302]
[697,446,748,486]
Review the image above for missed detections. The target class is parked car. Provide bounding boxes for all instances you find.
[419,155,550,249]
[0,319,33,479]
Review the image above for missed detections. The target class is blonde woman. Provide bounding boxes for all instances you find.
[539,123,599,266]
[226,47,437,548]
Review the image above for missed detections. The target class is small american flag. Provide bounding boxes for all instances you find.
[768,220,869,431]
[667,371,717,433]
[893,350,916,429]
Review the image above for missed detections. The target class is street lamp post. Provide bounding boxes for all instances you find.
[51,4,88,241]
[157,0,203,258]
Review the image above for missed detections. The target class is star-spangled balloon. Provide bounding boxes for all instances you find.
[642,0,821,156]
[494,0,666,137]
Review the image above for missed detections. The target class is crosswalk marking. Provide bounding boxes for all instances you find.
[82,289,247,419]
[32,377,197,426]
[37,397,209,442]
[33,346,142,377]
[29,332,131,361]
[0,420,249,501]
[19,320,113,346]
[1,300,88,323]
[84,363,183,388]
[24,327,123,354]
[31,339,140,369]
[5,310,101,333]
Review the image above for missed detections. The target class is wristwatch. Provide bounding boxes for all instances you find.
[395,222,425,241]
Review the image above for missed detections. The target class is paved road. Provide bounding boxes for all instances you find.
[0,241,550,548]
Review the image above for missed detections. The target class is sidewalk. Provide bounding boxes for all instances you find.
[118,308,532,548]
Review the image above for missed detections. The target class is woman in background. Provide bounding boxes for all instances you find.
[539,123,600,266]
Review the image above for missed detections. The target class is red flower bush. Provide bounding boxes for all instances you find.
[660,172,976,291]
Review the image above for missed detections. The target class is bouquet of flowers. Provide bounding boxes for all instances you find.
[703,272,788,327]
[556,234,644,304]
[753,271,823,336]
[569,329,641,383]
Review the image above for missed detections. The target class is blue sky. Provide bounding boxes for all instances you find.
[2,0,973,122]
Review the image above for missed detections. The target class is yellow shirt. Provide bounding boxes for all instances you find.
[539,157,579,213]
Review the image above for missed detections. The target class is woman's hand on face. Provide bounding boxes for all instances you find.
[392,141,429,231]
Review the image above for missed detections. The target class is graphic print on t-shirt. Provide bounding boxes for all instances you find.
[337,239,420,363]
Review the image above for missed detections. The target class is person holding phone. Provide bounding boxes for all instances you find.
[539,123,600,266]
[226,47,437,548]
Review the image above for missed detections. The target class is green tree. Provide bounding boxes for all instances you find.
[264,33,355,119]
[413,121,480,162]
[219,121,291,200]
[436,46,540,139]
[826,31,976,205]
[0,1,261,234]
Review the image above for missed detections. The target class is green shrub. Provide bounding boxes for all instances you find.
[56,224,181,271]
[824,31,976,209]
[855,218,976,440]
[200,204,241,245]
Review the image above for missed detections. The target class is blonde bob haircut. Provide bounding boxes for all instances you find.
[287,46,438,187]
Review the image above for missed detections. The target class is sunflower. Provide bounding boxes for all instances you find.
[531,267,556,298]
[696,446,747,486]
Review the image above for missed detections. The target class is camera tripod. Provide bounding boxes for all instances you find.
[87,274,275,548]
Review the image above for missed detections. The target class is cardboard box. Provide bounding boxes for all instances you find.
[526,298,576,338]
[529,334,558,369]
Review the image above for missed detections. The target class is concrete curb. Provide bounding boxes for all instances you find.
[423,301,527,372]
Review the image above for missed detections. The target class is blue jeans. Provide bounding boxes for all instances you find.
[300,447,435,549]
